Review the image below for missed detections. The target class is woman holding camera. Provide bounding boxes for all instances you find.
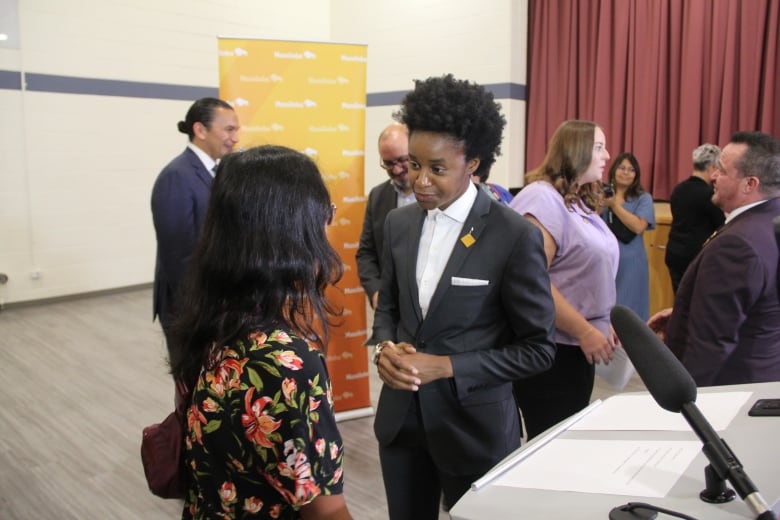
[600,152,655,321]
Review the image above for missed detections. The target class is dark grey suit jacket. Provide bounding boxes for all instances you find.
[372,188,556,476]
[667,197,780,386]
[151,148,213,330]
[356,180,397,301]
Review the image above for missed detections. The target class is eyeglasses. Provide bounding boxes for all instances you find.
[379,156,409,171]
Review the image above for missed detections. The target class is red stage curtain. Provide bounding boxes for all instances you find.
[526,0,780,199]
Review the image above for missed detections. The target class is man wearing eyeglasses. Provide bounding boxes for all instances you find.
[357,124,417,309]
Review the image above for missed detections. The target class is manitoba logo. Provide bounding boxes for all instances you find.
[219,47,249,57]
[341,55,367,62]
[274,51,303,60]
[309,77,337,85]
[275,99,317,108]
[239,74,282,83]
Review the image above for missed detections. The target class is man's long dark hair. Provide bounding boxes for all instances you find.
[177,97,233,141]
[169,145,343,386]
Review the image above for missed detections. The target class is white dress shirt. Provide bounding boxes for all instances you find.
[724,199,767,224]
[416,183,478,317]
[188,143,217,177]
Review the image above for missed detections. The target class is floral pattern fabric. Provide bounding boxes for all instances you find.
[182,328,345,520]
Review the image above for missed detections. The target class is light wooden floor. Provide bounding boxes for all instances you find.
[0,287,644,519]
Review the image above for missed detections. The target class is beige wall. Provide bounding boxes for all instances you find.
[332,0,529,192]
[0,0,529,305]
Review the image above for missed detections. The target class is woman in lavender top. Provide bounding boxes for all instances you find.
[509,120,620,438]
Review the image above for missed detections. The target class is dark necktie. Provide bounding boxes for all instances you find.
[702,224,725,247]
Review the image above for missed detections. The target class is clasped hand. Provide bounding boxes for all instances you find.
[375,342,452,391]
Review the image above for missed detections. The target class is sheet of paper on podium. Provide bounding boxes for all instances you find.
[493,439,701,497]
[570,391,752,431]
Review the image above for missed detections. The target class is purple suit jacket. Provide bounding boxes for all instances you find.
[666,197,780,386]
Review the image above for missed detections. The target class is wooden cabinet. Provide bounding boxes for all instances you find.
[643,202,675,315]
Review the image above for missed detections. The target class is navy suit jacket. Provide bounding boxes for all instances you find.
[667,197,780,386]
[356,180,398,300]
[371,188,556,476]
[151,147,213,329]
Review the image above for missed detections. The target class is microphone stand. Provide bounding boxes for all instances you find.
[680,402,776,520]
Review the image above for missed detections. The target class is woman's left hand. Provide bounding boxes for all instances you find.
[578,325,615,365]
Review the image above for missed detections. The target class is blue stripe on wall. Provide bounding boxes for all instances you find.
[0,70,22,90]
[25,73,219,100]
[367,90,410,107]
[0,70,526,105]
[367,83,526,107]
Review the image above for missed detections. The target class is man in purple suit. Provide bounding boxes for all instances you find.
[649,131,780,386]
[151,98,240,358]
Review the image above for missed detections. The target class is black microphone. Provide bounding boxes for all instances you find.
[610,305,696,412]
[610,305,776,520]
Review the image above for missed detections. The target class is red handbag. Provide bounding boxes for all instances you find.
[141,380,189,499]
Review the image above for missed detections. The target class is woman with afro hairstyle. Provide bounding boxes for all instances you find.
[509,120,619,438]
[370,74,556,518]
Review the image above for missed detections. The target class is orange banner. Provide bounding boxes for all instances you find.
[218,38,371,417]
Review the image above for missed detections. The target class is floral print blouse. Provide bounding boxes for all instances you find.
[182,328,345,520]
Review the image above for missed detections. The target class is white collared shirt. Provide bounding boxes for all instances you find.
[724,199,767,223]
[187,143,217,177]
[416,183,478,317]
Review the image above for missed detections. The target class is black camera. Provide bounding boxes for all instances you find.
[601,182,615,198]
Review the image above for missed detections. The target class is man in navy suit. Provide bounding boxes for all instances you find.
[370,75,556,518]
[649,131,780,386]
[356,123,416,309]
[151,97,239,356]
